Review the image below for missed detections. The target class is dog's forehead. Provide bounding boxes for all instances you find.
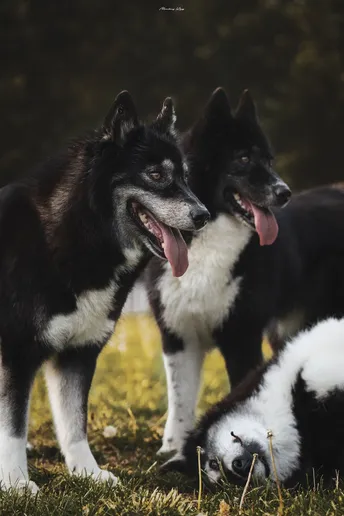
[142,157,183,177]
[144,129,183,166]
[250,145,273,160]
[207,421,241,459]
[208,412,262,457]
[233,116,273,157]
[231,144,269,159]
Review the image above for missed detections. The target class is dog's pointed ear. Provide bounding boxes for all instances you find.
[102,90,139,145]
[235,89,258,123]
[185,87,232,152]
[153,97,177,135]
[204,87,232,123]
[159,453,189,474]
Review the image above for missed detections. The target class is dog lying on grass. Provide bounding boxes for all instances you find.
[164,318,344,488]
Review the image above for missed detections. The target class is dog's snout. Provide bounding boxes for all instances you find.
[232,451,253,478]
[190,206,210,230]
[274,184,291,207]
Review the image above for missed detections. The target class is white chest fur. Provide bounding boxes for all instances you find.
[42,247,142,350]
[158,214,252,346]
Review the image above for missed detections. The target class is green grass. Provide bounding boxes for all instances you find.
[1,314,343,515]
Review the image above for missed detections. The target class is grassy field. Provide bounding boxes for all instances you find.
[1,314,344,515]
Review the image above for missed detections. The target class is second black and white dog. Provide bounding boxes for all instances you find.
[165,318,344,488]
[145,87,344,457]
[0,91,209,492]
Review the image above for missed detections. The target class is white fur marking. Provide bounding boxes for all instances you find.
[162,159,174,172]
[159,214,252,342]
[158,347,205,454]
[0,433,29,490]
[65,439,117,484]
[42,284,116,349]
[42,247,142,350]
[44,360,118,485]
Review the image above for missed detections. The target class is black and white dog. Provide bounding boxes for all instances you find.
[165,318,344,488]
[145,87,344,457]
[0,91,209,492]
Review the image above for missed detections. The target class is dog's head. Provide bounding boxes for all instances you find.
[95,91,209,277]
[185,88,291,246]
[161,412,271,488]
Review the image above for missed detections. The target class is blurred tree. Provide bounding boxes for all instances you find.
[0,0,344,189]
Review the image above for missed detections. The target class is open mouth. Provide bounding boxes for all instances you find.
[130,201,189,277]
[225,189,279,246]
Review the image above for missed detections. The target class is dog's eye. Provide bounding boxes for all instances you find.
[209,459,220,471]
[117,106,125,115]
[149,171,162,181]
[240,156,249,164]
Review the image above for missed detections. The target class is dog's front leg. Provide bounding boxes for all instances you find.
[214,317,264,388]
[158,332,205,456]
[0,348,40,493]
[44,346,118,485]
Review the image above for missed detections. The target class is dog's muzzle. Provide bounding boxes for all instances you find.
[190,205,210,229]
[273,183,291,207]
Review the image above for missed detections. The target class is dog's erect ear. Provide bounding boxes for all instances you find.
[235,89,258,123]
[204,87,232,124]
[188,87,232,147]
[159,453,189,474]
[153,97,177,135]
[102,90,139,145]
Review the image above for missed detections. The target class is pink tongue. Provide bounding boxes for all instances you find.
[159,224,189,277]
[247,201,279,246]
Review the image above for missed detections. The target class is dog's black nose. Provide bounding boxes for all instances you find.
[232,453,253,478]
[191,206,210,229]
[275,185,291,207]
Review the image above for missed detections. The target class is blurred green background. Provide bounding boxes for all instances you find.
[1,0,344,189]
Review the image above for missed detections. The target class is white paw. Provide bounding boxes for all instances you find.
[157,441,178,455]
[72,467,118,485]
[157,435,187,456]
[91,469,118,485]
[14,480,39,494]
[158,417,194,456]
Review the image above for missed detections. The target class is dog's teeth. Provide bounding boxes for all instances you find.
[138,211,149,225]
[136,208,164,242]
[234,193,240,201]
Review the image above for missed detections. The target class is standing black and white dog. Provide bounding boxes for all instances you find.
[0,91,209,492]
[145,87,344,457]
[165,318,344,488]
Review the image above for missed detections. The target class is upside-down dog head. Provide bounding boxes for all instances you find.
[161,366,273,487]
